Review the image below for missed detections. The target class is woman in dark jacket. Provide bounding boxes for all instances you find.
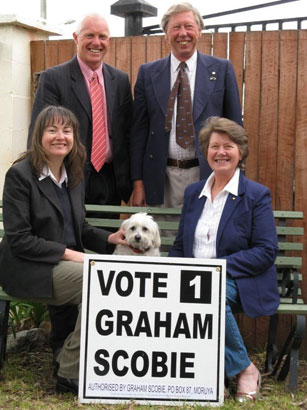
[0,106,127,395]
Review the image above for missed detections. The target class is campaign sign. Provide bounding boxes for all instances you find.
[79,255,226,406]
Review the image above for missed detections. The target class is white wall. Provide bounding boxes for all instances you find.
[0,16,60,194]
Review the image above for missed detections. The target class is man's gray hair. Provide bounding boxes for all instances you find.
[74,13,110,35]
[161,2,204,32]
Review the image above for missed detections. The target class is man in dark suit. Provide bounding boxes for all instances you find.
[27,13,133,356]
[28,13,132,206]
[130,3,242,208]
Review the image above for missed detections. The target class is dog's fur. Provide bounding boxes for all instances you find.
[113,213,161,256]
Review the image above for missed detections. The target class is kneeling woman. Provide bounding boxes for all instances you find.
[169,117,279,402]
[0,106,127,394]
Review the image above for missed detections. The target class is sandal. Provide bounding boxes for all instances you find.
[235,370,261,402]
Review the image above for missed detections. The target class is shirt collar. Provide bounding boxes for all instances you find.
[170,50,197,73]
[77,55,104,84]
[39,164,68,188]
[199,167,240,199]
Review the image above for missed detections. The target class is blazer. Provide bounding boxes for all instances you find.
[130,52,242,205]
[28,56,133,203]
[169,172,280,318]
[0,158,111,299]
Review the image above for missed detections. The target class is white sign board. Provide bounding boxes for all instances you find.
[79,255,226,406]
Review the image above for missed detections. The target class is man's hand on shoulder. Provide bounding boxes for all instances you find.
[132,180,146,206]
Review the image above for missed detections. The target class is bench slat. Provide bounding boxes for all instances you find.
[273,210,303,218]
[278,242,303,251]
[85,205,181,216]
[86,218,180,230]
[277,272,302,281]
[276,226,304,235]
[276,303,307,314]
[275,256,302,268]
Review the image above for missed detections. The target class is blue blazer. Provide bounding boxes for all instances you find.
[169,172,280,318]
[130,52,242,205]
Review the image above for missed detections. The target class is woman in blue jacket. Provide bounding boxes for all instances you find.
[169,116,279,402]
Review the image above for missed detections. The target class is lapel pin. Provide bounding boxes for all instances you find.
[232,197,236,200]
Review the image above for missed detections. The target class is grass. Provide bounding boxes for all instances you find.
[0,348,306,409]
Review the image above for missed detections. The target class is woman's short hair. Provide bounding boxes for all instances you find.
[28,106,86,186]
[161,2,204,32]
[199,116,249,170]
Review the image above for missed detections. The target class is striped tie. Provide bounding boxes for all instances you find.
[90,72,106,172]
[165,62,195,148]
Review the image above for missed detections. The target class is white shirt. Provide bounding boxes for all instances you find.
[193,168,240,258]
[39,165,68,188]
[168,51,197,160]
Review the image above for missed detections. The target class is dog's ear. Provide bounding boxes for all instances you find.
[121,218,129,231]
[153,223,161,248]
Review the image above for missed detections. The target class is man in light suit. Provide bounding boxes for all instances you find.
[130,2,242,208]
[27,13,133,356]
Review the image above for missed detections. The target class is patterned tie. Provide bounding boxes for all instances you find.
[90,72,106,172]
[165,62,195,148]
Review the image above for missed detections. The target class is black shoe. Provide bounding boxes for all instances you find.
[56,376,79,395]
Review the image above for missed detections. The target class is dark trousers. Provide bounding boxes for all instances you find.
[49,163,121,354]
[85,162,121,206]
[48,304,78,354]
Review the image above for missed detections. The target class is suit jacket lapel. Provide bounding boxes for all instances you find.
[193,52,222,122]
[36,177,63,218]
[216,173,245,249]
[70,57,92,119]
[103,64,114,135]
[68,183,83,242]
[151,56,171,115]
[187,187,207,256]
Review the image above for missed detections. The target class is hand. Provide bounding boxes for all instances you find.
[61,248,85,263]
[132,180,146,206]
[108,228,128,247]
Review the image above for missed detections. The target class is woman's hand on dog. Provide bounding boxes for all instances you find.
[62,248,85,263]
[108,228,128,247]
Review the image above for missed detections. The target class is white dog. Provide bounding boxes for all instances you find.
[114,213,161,256]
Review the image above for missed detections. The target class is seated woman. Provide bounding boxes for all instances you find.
[169,116,279,402]
[0,106,127,395]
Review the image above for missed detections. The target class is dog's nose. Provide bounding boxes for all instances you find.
[134,235,141,242]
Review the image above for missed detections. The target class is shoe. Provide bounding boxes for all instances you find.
[235,370,261,402]
[56,376,79,395]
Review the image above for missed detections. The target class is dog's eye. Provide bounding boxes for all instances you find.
[142,227,148,232]
[130,226,136,231]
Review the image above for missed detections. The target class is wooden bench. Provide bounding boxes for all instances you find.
[0,203,306,391]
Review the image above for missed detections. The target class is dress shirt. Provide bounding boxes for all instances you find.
[193,168,240,258]
[39,164,68,188]
[168,51,197,161]
[77,56,112,163]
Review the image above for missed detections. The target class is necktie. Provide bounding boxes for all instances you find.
[90,72,106,172]
[165,62,195,148]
